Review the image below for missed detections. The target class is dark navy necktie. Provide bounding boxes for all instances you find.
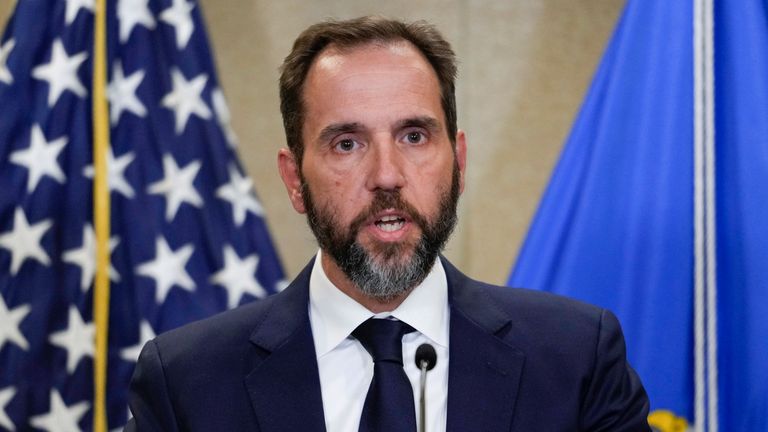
[353,318,417,432]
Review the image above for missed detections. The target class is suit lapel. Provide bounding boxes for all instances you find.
[443,258,526,432]
[244,260,327,432]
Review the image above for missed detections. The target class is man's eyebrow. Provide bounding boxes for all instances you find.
[317,122,362,143]
[395,116,442,133]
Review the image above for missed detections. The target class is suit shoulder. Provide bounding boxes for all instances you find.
[151,291,280,361]
[455,278,619,355]
[472,280,605,323]
[442,257,606,327]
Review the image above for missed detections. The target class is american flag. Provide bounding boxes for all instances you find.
[0,0,285,430]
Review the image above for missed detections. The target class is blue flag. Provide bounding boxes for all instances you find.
[510,0,768,430]
[715,1,768,430]
[0,0,284,430]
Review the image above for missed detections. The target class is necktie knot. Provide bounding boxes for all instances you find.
[352,318,415,365]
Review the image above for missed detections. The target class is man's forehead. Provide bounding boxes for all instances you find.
[304,40,440,104]
[304,45,440,113]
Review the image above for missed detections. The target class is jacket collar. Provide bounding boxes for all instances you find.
[244,257,327,432]
[443,258,526,432]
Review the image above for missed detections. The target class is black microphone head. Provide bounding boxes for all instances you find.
[415,343,437,371]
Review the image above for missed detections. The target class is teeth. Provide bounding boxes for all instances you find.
[378,220,405,232]
[375,216,405,232]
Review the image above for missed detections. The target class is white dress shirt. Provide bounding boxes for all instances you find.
[309,250,450,432]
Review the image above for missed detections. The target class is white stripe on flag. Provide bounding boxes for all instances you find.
[694,0,718,429]
[693,0,707,429]
[703,0,719,429]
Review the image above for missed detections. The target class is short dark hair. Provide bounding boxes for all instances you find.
[279,16,458,165]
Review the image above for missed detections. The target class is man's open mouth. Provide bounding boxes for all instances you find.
[374,215,406,232]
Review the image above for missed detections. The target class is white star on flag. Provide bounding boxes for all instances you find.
[0,297,30,351]
[29,389,90,432]
[216,165,263,226]
[0,208,52,275]
[62,224,120,292]
[119,320,155,363]
[210,245,264,309]
[147,154,203,221]
[211,88,238,147]
[0,38,15,85]
[64,0,94,26]
[276,279,290,292]
[117,0,156,43]
[31,39,87,108]
[108,61,147,124]
[9,125,67,193]
[83,147,136,198]
[161,68,210,134]
[0,386,16,431]
[159,0,195,50]
[48,306,95,374]
[136,236,196,304]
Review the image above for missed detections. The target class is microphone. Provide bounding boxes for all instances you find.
[415,344,437,432]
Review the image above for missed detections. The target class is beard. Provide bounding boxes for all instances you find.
[301,162,460,302]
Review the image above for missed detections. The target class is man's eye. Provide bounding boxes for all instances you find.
[334,139,357,152]
[405,131,425,144]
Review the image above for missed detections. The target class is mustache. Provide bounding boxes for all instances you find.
[347,190,429,236]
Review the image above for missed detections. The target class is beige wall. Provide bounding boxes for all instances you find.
[0,1,624,285]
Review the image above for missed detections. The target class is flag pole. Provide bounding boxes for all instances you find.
[92,0,111,429]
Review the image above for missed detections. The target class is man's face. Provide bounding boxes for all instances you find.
[279,41,466,300]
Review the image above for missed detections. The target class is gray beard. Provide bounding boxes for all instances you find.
[302,163,460,302]
[340,232,436,302]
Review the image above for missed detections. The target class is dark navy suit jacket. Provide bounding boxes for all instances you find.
[127,258,650,431]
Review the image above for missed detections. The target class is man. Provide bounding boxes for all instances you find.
[127,16,650,431]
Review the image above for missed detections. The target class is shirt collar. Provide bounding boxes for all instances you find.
[309,250,449,357]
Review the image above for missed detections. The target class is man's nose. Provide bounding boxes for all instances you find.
[366,141,406,191]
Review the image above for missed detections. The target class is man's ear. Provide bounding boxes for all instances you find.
[277,148,307,214]
[455,129,467,194]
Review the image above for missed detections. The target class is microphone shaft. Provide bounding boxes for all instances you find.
[419,360,428,432]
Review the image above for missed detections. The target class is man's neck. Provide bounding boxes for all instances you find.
[319,251,412,313]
